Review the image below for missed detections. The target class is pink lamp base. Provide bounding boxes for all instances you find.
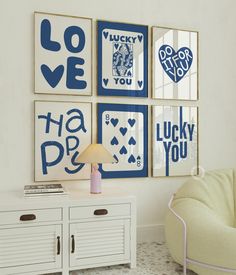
[90,168,102,194]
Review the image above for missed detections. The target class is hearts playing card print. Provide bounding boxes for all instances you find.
[152,26,198,100]
[98,103,148,178]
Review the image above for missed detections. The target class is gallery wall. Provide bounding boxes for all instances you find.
[0,0,236,242]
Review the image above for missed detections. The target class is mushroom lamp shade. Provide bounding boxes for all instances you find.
[76,144,116,194]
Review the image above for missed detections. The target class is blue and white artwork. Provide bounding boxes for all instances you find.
[97,21,148,97]
[152,105,198,177]
[35,12,92,95]
[98,103,148,178]
[35,101,91,181]
[152,27,198,100]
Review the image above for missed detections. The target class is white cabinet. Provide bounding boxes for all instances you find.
[70,219,130,268]
[0,208,62,226]
[69,203,130,220]
[0,225,62,275]
[0,188,136,275]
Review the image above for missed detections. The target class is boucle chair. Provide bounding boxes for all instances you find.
[165,169,236,275]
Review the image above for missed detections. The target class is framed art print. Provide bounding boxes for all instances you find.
[98,103,148,178]
[35,12,92,95]
[152,26,198,100]
[152,105,198,177]
[97,21,148,97]
[35,101,92,181]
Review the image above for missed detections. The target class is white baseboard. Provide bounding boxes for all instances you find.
[137,224,165,243]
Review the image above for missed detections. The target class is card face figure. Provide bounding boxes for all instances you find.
[113,43,133,77]
[98,103,148,178]
[152,26,198,100]
[35,101,91,181]
[97,21,148,97]
[152,105,198,177]
[35,12,92,95]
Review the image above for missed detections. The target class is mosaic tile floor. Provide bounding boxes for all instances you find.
[69,242,196,275]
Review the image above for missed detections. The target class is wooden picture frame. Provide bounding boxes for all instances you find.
[152,26,198,100]
[97,20,148,97]
[35,12,92,96]
[97,103,148,178]
[34,100,92,182]
[152,105,198,177]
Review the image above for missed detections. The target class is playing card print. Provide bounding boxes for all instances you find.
[152,26,198,100]
[97,21,148,97]
[98,103,148,178]
[113,43,133,77]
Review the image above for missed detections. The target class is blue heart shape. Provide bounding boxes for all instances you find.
[103,31,109,39]
[137,156,141,160]
[158,45,193,83]
[137,80,143,88]
[105,121,109,125]
[128,119,136,127]
[114,43,119,49]
[41,64,64,88]
[128,154,136,163]
[111,118,118,127]
[103,78,109,86]
[119,127,127,136]
[111,136,119,145]
[119,146,127,155]
[128,137,136,145]
[137,35,143,42]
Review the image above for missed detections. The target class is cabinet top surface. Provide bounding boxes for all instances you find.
[0,187,136,210]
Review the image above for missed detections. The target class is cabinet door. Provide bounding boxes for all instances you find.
[70,219,130,268]
[0,225,62,274]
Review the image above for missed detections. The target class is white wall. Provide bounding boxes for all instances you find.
[1,0,236,242]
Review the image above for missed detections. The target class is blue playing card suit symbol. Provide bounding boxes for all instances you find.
[128,154,136,163]
[111,118,119,127]
[105,121,109,125]
[137,35,143,42]
[119,127,127,136]
[113,154,119,163]
[103,31,109,39]
[128,137,136,145]
[110,136,119,145]
[41,64,64,88]
[119,146,127,155]
[137,80,143,88]
[114,43,119,49]
[158,45,193,83]
[137,156,141,160]
[128,118,136,127]
[103,78,109,86]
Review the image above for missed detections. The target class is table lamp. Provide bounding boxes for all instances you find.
[76,143,116,194]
